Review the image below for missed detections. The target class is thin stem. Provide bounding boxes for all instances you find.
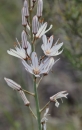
[28,0,34,51]
[36,76,44,88]
[23,89,35,96]
[29,106,37,119]
[28,1,42,130]
[40,101,50,113]
[33,76,42,130]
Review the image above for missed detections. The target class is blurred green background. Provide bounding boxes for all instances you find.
[0,0,82,130]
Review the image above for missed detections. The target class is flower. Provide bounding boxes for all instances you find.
[7,38,31,60]
[50,91,68,107]
[4,77,21,91]
[41,108,50,130]
[36,22,53,38]
[41,35,63,56]
[22,52,58,77]
[19,90,30,106]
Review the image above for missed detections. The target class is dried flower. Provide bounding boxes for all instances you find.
[32,15,38,34]
[41,108,49,130]
[19,90,30,106]
[21,7,27,26]
[7,38,31,60]
[41,35,63,56]
[50,91,68,107]
[37,0,43,17]
[4,78,21,91]
[22,52,57,77]
[36,22,53,38]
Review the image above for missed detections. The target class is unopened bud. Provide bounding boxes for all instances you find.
[24,0,29,17]
[19,90,30,106]
[32,15,38,34]
[4,78,21,91]
[37,0,43,17]
[21,30,27,49]
[21,7,27,26]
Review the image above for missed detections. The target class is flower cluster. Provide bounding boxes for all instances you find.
[4,0,68,130]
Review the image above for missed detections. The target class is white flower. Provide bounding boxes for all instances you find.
[41,35,63,56]
[36,22,53,38]
[7,38,31,60]
[41,108,49,130]
[4,77,21,91]
[19,90,30,106]
[22,52,58,77]
[50,91,68,107]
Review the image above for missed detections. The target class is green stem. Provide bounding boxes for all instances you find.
[33,76,42,130]
[28,1,42,130]
[40,101,50,113]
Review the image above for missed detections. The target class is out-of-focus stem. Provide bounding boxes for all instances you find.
[40,101,50,113]
[29,106,37,119]
[23,89,35,96]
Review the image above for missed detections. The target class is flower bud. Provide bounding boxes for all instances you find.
[19,90,30,106]
[24,0,29,17]
[4,78,21,91]
[32,15,38,34]
[21,7,27,26]
[37,0,43,17]
[21,30,27,49]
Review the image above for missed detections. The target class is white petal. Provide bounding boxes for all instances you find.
[26,41,31,55]
[55,100,59,107]
[22,60,33,74]
[47,35,54,49]
[43,25,53,35]
[36,22,47,38]
[51,42,63,52]
[31,52,39,68]
[42,35,47,50]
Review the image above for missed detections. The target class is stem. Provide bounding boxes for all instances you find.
[28,0,34,51]
[28,1,42,130]
[40,101,50,113]
[29,106,37,119]
[23,89,35,96]
[33,76,42,130]
[36,76,44,88]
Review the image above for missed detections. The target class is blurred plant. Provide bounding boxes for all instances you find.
[4,0,68,130]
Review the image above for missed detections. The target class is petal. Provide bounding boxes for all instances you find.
[22,60,33,74]
[27,41,31,55]
[51,42,63,52]
[43,25,53,35]
[31,52,39,68]
[7,50,22,59]
[36,22,47,38]
[47,35,54,49]
[42,35,47,50]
